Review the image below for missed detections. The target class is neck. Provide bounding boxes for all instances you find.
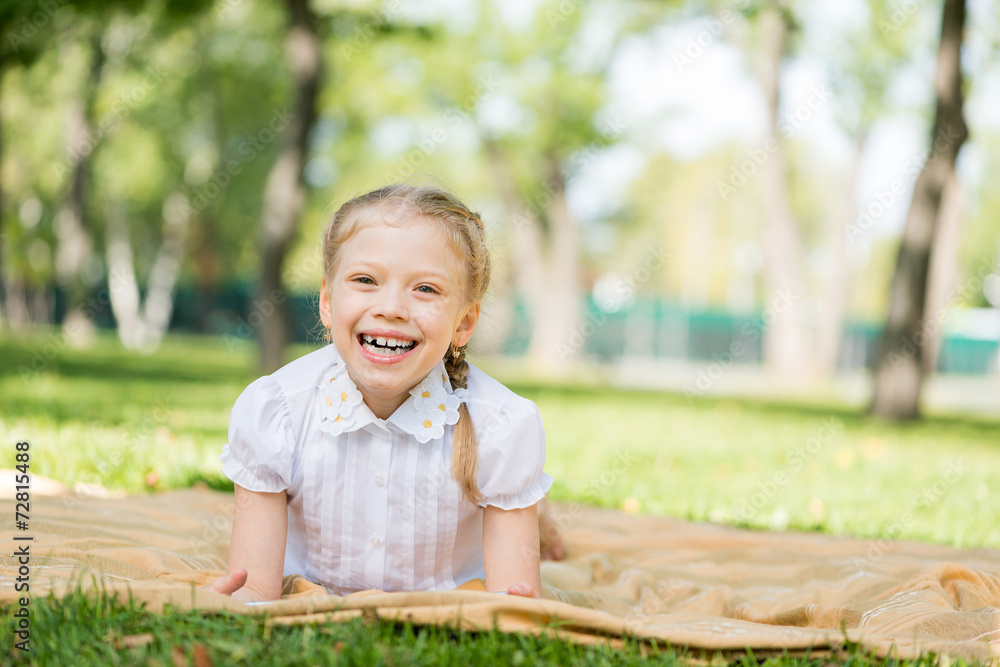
[363,392,406,421]
[344,369,409,420]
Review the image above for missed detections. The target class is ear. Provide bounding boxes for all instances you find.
[452,300,480,348]
[319,278,333,329]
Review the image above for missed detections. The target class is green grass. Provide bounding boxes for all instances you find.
[0,332,257,493]
[3,332,997,548]
[1,331,998,665]
[520,382,1000,549]
[9,587,970,667]
[19,587,688,666]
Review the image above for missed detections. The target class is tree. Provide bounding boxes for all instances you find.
[448,0,635,371]
[53,20,105,339]
[749,0,814,381]
[0,0,211,343]
[710,0,817,379]
[255,0,323,372]
[0,0,63,331]
[69,1,213,350]
[816,0,918,376]
[870,0,968,419]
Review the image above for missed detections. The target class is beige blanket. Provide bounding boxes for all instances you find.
[2,487,997,661]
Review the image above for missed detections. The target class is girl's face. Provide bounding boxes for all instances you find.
[319,216,480,420]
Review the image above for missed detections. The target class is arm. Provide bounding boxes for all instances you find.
[207,484,288,602]
[482,503,542,598]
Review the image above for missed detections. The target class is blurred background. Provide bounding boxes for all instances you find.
[2,0,999,552]
[2,0,999,420]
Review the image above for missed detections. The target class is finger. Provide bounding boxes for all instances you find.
[541,542,564,561]
[209,569,248,596]
[507,581,534,597]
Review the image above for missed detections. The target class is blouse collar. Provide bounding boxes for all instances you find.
[317,345,468,444]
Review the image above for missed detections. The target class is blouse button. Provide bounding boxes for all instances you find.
[374,472,385,487]
[371,536,382,547]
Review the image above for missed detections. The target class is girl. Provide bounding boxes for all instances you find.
[209,184,555,602]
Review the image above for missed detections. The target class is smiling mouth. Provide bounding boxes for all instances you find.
[359,333,417,357]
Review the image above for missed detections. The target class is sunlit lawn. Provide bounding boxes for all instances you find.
[523,377,1000,550]
[2,331,999,666]
[2,331,998,549]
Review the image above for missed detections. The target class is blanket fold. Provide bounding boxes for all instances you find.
[1,487,997,661]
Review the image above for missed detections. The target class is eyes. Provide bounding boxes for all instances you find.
[351,276,440,295]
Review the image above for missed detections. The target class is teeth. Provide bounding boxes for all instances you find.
[365,342,406,356]
[360,334,415,354]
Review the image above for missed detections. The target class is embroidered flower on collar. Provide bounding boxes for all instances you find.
[320,371,364,436]
[409,371,441,403]
[319,355,467,442]
[416,386,462,426]
[404,363,467,443]
[408,404,446,443]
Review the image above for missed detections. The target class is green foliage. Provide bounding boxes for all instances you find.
[1,0,295,294]
[3,0,1000,331]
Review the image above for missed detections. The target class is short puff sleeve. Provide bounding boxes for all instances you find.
[475,397,553,510]
[219,376,295,493]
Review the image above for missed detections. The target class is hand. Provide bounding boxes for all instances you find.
[206,568,248,596]
[507,581,535,598]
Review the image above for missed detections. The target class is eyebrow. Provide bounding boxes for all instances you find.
[346,261,453,283]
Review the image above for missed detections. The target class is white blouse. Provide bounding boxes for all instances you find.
[219,344,553,595]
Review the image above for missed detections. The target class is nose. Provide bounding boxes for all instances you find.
[372,284,409,321]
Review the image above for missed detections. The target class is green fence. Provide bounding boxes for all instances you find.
[56,286,999,375]
[503,296,999,375]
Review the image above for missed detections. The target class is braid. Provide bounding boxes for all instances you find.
[446,343,481,505]
[444,343,470,390]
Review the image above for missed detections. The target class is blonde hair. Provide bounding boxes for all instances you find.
[321,184,491,505]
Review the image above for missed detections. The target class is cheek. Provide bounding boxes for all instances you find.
[328,291,364,327]
[412,299,455,330]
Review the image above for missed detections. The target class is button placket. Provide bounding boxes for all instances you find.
[362,432,392,590]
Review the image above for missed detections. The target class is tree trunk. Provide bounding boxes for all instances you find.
[818,132,867,376]
[105,204,143,348]
[870,0,968,420]
[530,153,582,370]
[485,144,581,371]
[485,140,545,346]
[0,100,6,333]
[53,27,105,338]
[256,0,322,373]
[921,171,963,374]
[755,2,813,380]
[105,195,191,351]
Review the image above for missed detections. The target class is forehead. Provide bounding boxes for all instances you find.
[338,215,464,279]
